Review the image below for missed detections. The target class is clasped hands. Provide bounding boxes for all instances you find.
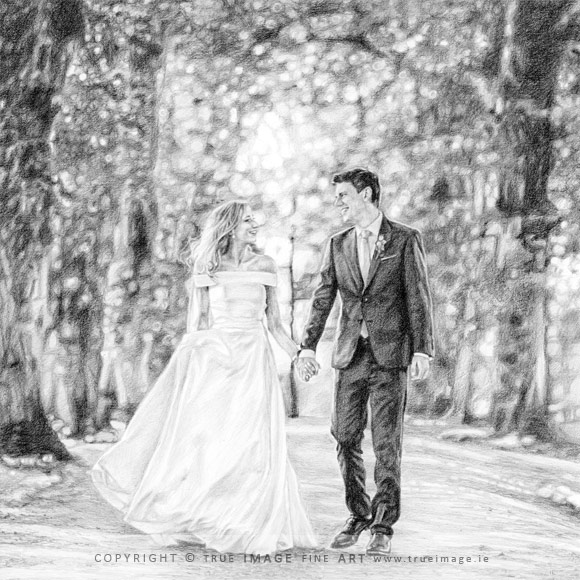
[295,356,320,382]
[295,353,430,382]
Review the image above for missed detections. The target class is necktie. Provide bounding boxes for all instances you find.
[359,229,372,284]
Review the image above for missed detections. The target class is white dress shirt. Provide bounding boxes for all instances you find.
[355,211,383,280]
[356,212,382,335]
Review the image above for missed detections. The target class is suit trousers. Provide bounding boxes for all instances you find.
[331,336,408,536]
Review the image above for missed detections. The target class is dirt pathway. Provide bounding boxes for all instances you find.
[1,417,579,579]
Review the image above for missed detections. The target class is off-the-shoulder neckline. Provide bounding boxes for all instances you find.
[194,270,276,276]
[192,271,277,287]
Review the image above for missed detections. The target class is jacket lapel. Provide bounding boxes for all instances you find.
[343,227,364,291]
[364,216,392,291]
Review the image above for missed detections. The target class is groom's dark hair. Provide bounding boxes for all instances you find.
[332,168,381,205]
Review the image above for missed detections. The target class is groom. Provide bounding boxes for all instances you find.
[296,168,434,555]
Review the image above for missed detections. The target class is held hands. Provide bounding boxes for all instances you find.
[294,352,429,382]
[295,356,320,382]
[410,354,430,381]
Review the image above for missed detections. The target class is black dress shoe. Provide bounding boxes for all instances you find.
[330,516,372,549]
[366,532,392,556]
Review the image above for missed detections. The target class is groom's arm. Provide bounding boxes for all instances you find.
[403,231,434,359]
[300,238,338,354]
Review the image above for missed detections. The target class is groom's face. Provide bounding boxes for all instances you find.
[334,181,368,223]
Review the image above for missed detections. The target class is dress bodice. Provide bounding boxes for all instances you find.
[192,271,277,330]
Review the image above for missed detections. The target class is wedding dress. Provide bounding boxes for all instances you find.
[91,271,317,554]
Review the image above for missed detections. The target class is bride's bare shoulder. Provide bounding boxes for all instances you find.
[247,252,277,274]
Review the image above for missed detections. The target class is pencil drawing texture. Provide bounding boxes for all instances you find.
[91,201,320,553]
[1,0,580,578]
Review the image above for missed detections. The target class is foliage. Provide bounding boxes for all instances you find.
[4,0,580,436]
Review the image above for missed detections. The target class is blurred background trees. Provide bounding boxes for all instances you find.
[4,0,580,458]
[0,0,83,459]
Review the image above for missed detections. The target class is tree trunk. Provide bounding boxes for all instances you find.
[49,1,163,431]
[450,289,477,422]
[0,0,83,459]
[487,0,570,436]
[97,17,162,421]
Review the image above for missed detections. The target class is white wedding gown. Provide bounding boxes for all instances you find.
[91,271,317,554]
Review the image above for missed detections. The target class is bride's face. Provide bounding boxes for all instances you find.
[233,207,259,245]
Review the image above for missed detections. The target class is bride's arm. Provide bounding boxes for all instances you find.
[196,287,210,330]
[265,285,299,360]
[188,286,211,331]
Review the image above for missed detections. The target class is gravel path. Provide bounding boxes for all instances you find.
[1,417,579,580]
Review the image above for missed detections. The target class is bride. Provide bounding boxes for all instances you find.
[91,200,318,554]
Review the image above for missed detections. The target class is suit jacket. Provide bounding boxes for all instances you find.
[301,216,434,369]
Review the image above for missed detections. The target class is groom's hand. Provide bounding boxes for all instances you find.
[296,356,320,382]
[410,354,430,381]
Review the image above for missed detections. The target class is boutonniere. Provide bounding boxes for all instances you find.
[375,235,387,256]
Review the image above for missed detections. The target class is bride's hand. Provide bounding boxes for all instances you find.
[296,357,320,382]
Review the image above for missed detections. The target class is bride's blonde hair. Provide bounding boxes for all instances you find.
[190,200,249,274]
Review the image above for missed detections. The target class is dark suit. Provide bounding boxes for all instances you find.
[301,215,434,535]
